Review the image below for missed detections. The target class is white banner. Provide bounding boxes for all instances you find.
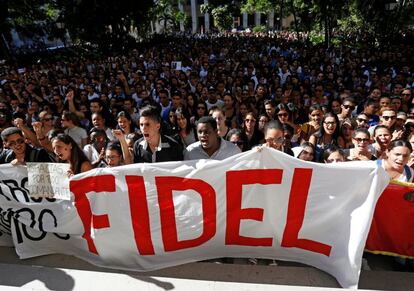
[0,148,389,288]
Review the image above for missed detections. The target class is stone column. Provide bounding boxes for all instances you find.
[204,0,210,33]
[242,13,248,28]
[178,1,184,32]
[191,0,197,33]
[255,12,261,27]
[268,10,274,29]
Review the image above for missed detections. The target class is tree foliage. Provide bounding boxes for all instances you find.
[1,0,414,57]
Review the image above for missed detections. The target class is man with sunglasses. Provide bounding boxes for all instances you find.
[368,107,402,140]
[337,97,356,123]
[0,127,53,165]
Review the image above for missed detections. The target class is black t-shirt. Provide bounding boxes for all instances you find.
[133,134,183,163]
[0,146,55,164]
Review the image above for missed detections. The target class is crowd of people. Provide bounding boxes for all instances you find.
[0,32,413,269]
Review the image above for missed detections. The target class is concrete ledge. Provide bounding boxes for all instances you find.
[0,247,413,290]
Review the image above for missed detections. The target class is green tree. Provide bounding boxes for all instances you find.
[149,0,188,33]
[52,0,154,52]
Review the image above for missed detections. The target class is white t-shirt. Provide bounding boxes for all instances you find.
[65,126,87,148]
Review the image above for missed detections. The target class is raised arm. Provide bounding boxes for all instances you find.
[112,129,132,165]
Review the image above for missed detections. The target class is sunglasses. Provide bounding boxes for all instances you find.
[354,137,369,143]
[343,105,355,110]
[382,116,396,121]
[7,138,25,147]
[231,141,244,146]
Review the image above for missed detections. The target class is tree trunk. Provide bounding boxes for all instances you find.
[279,0,284,30]
[290,0,300,40]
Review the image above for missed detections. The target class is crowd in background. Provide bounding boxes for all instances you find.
[1,32,414,270]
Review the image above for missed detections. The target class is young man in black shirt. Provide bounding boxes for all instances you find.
[0,127,53,165]
[133,106,183,163]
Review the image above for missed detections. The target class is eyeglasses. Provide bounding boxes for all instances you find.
[266,137,284,144]
[343,105,355,110]
[278,113,288,117]
[354,137,370,143]
[324,121,336,126]
[382,115,396,121]
[245,119,256,123]
[105,155,120,161]
[231,141,244,146]
[357,118,368,123]
[7,138,25,147]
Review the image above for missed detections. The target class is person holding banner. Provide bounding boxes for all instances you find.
[262,120,294,156]
[185,116,241,160]
[51,133,92,176]
[379,139,413,182]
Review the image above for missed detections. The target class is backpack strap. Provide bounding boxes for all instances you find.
[404,165,412,182]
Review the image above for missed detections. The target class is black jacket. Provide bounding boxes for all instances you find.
[133,134,183,163]
[0,145,55,164]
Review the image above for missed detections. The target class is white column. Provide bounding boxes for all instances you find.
[255,12,261,26]
[242,13,248,28]
[268,10,274,29]
[191,0,197,33]
[178,1,184,32]
[204,0,210,33]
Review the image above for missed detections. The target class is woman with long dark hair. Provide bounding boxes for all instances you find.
[309,112,344,162]
[116,111,137,135]
[242,111,264,150]
[174,108,198,147]
[52,134,92,176]
[191,100,208,126]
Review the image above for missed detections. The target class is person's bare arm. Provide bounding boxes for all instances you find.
[14,118,40,147]
[66,90,85,119]
[112,129,132,164]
